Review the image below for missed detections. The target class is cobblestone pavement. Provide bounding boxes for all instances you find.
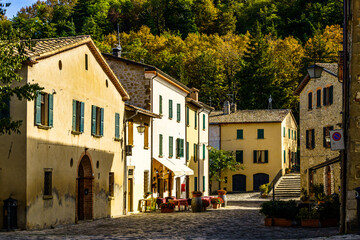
[0,193,359,240]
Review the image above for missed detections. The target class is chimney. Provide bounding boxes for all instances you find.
[223,101,230,115]
[112,46,122,58]
[190,87,199,101]
[230,103,237,113]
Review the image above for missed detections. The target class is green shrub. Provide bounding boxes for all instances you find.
[259,183,269,194]
[260,200,298,219]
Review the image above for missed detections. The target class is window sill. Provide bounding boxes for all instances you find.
[37,125,51,130]
[43,195,53,200]
[186,124,190,127]
[71,130,82,135]
[92,134,103,138]
[114,138,121,142]
[169,118,173,120]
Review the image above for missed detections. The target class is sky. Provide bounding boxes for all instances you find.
[4,0,39,18]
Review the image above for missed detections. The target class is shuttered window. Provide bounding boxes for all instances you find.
[91,105,104,136]
[85,54,88,70]
[159,95,163,114]
[194,112,197,129]
[236,150,243,163]
[44,170,52,196]
[169,100,173,119]
[159,134,163,156]
[203,176,205,192]
[257,129,264,139]
[237,129,243,139]
[306,129,315,149]
[308,92,313,110]
[283,127,285,137]
[194,177,198,191]
[169,136,173,157]
[253,150,268,163]
[193,143,197,162]
[288,129,290,139]
[202,114,205,130]
[283,150,286,163]
[35,92,53,127]
[186,142,189,160]
[115,113,120,139]
[176,138,184,158]
[186,107,189,125]
[323,86,334,106]
[128,121,134,145]
[202,144,205,159]
[317,89,321,107]
[72,100,84,133]
[144,124,149,148]
[177,103,181,122]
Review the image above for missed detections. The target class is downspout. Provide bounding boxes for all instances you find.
[198,107,204,192]
[340,0,349,234]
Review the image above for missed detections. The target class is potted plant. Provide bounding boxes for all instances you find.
[260,200,298,227]
[259,183,269,198]
[297,207,320,227]
[300,188,310,203]
[318,198,340,227]
[285,168,291,174]
[217,189,227,195]
[217,189,227,207]
[192,191,203,198]
[210,197,223,209]
[160,202,175,213]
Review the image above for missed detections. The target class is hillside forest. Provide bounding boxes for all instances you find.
[0,0,343,112]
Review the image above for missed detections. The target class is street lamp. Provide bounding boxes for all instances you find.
[137,122,146,133]
[307,64,324,78]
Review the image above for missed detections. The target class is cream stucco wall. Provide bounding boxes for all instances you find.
[0,44,126,229]
[186,104,199,195]
[199,110,210,196]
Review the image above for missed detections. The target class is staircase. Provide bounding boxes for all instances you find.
[269,173,301,199]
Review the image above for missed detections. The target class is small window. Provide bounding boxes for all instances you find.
[186,107,189,126]
[237,129,243,139]
[236,150,243,163]
[288,129,290,139]
[44,170,52,196]
[194,112,197,129]
[85,54,88,70]
[202,144,205,159]
[308,92,313,110]
[283,127,285,137]
[35,92,53,127]
[186,142,189,160]
[194,177,198,191]
[72,100,84,133]
[257,129,264,139]
[91,105,104,137]
[193,143,197,162]
[323,86,334,106]
[169,100,173,119]
[159,134,163,157]
[283,150,286,163]
[144,124,149,149]
[317,89,321,107]
[115,113,120,139]
[109,172,114,197]
[159,95,163,115]
[176,138,184,158]
[253,150,268,163]
[203,176,206,192]
[177,103,181,122]
[306,129,315,149]
[169,136,173,158]
[202,114,205,130]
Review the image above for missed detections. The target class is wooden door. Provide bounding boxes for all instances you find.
[176,177,180,199]
[253,173,269,191]
[232,174,246,192]
[128,178,133,212]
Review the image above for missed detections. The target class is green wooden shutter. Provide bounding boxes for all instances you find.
[237,129,243,139]
[194,177,198,191]
[194,143,197,162]
[186,141,189,160]
[253,150,257,163]
[186,107,189,125]
[306,130,309,148]
[203,176,205,192]
[35,93,41,125]
[91,105,96,135]
[258,129,264,139]
[329,86,333,105]
[48,94,53,127]
[283,150,286,163]
[72,100,76,131]
[115,113,120,139]
[80,102,84,132]
[236,150,243,163]
[202,114,205,130]
[265,150,268,163]
[100,108,104,136]
[311,129,315,149]
[169,100,173,119]
[195,112,197,129]
[159,95,163,114]
[283,127,285,137]
[180,139,184,157]
[202,144,205,159]
[169,136,173,157]
[291,130,293,139]
[159,134,163,156]
[288,129,290,138]
[177,103,180,121]
[308,92,312,109]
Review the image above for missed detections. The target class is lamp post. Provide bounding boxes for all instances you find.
[307,64,324,79]
[137,122,146,133]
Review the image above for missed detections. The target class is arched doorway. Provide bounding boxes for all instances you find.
[253,173,269,191]
[232,174,246,192]
[326,166,332,195]
[77,155,93,221]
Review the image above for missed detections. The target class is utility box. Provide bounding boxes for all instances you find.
[3,197,17,230]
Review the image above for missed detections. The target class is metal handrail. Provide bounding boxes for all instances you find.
[268,169,283,198]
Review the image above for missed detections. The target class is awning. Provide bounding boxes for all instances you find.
[153,158,194,176]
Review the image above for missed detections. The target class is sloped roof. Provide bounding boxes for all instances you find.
[294,63,338,96]
[23,36,130,100]
[209,109,291,124]
[125,104,160,118]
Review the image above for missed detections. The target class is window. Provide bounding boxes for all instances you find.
[177,103,181,122]
[237,129,243,139]
[291,130,293,139]
[202,114,205,130]
[236,150,243,163]
[194,177,198,191]
[85,54,88,70]
[159,134,163,156]
[186,142,189,161]
[323,86,334,106]
[176,138,184,158]
[128,121,134,145]
[109,172,114,197]
[169,136,173,158]
[288,129,290,139]
[35,92,53,127]
[306,129,315,149]
[202,144,205,159]
[257,129,264,139]
[283,150,286,163]
[144,124,149,148]
[186,107,189,125]
[317,89,321,107]
[323,126,334,148]
[193,143,197,162]
[283,127,285,137]
[203,176,205,192]
[159,95,163,115]
[72,100,84,133]
[253,150,268,163]
[308,92,313,110]
[91,105,104,136]
[44,170,52,196]
[169,100,173,119]
[194,112,197,129]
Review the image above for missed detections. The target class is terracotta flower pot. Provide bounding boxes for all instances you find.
[301,219,321,227]
[212,203,221,209]
[161,208,174,213]
[273,218,292,227]
[264,218,273,226]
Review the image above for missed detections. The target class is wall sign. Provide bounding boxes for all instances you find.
[330,129,345,150]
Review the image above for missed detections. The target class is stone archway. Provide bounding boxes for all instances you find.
[77,154,93,221]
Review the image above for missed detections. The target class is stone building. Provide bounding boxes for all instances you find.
[0,36,129,229]
[209,107,298,192]
[294,63,341,196]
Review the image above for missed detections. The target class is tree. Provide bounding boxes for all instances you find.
[209,147,243,191]
[0,28,42,135]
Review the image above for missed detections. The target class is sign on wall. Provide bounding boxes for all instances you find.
[330,129,345,150]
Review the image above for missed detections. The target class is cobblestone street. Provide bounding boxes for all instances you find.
[0,194,358,240]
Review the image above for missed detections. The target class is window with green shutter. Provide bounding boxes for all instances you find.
[237,129,243,139]
[72,100,84,133]
[186,142,189,160]
[180,139,184,157]
[203,176,205,192]
[194,112,197,129]
[257,129,264,139]
[253,150,268,163]
[288,129,290,139]
[202,144,205,159]
[202,114,205,130]
[283,127,285,137]
[169,100,173,119]
[91,105,104,136]
[283,150,286,163]
[194,177,198,191]
[35,92,53,127]
[177,103,181,122]
[115,113,120,139]
[291,130,293,139]
[159,95,163,114]
[186,107,189,126]
[159,134,163,156]
[236,150,243,163]
[169,136,173,157]
[193,143,197,162]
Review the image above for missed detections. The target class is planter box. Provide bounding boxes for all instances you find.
[273,218,292,227]
[264,218,272,226]
[320,219,338,227]
[161,208,174,213]
[301,219,321,228]
[212,204,221,209]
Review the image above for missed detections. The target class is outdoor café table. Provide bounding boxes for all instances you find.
[177,198,189,211]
